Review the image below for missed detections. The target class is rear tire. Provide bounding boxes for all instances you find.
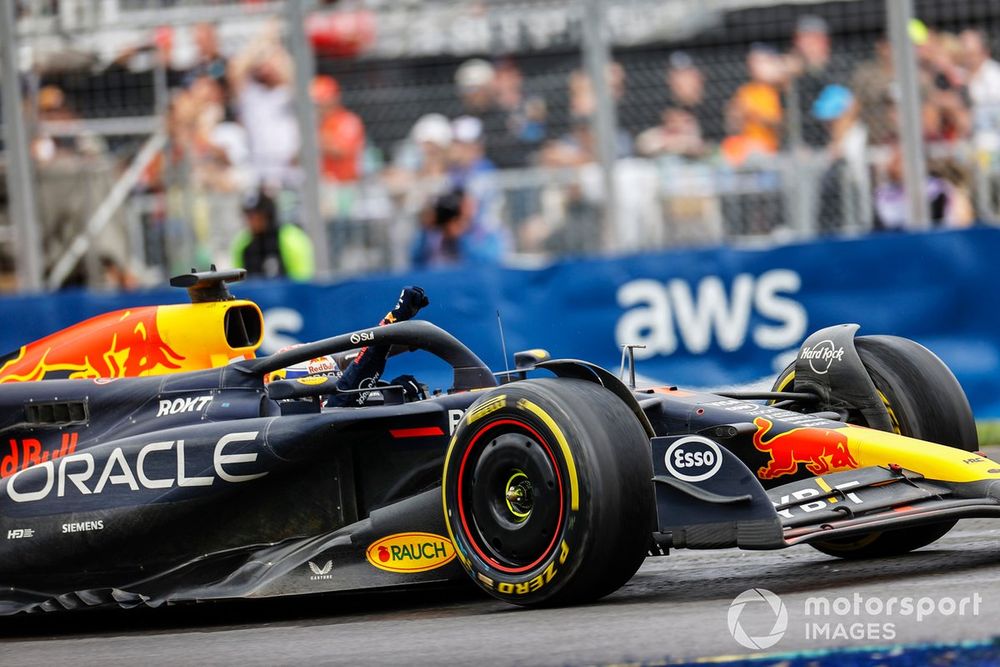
[442,379,653,606]
[774,335,977,559]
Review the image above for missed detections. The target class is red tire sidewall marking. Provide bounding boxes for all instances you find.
[455,417,565,575]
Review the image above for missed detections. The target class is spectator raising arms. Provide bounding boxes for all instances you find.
[913,26,971,143]
[228,23,300,188]
[180,22,228,91]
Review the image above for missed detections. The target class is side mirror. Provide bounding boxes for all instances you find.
[514,349,551,372]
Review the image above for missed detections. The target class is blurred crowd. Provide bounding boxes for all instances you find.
[697,16,998,232]
[543,16,999,236]
[22,15,1000,286]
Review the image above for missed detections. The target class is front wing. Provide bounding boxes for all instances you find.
[651,434,1000,551]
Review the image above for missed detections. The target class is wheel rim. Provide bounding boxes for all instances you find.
[456,419,564,574]
[504,469,533,521]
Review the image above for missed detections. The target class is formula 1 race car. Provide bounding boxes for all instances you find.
[0,270,993,613]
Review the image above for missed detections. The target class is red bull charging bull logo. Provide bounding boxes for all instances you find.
[752,417,858,479]
[0,308,185,382]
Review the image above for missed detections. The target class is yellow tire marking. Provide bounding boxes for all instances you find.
[442,392,583,575]
[516,398,580,511]
[468,395,507,424]
[443,395,509,563]
[776,369,901,435]
[774,371,795,394]
[876,388,901,435]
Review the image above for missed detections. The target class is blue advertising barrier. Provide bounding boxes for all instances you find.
[1,228,998,416]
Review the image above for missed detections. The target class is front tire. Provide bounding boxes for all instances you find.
[442,379,653,606]
[775,335,977,559]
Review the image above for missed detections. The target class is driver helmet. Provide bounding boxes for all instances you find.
[266,345,343,384]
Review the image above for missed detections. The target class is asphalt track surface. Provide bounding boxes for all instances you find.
[6,483,1000,665]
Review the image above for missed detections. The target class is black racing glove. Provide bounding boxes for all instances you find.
[329,286,429,407]
[384,286,429,325]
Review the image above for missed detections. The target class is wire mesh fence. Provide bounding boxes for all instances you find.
[2,0,1000,290]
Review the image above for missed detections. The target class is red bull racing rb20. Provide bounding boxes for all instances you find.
[0,269,994,613]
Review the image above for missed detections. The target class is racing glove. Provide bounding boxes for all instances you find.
[329,286,429,407]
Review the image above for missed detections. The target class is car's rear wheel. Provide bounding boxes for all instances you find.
[442,378,653,606]
[773,335,978,559]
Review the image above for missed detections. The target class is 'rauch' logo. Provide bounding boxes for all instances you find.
[365,532,457,573]
[728,588,788,650]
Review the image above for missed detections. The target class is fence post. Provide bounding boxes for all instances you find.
[581,0,619,252]
[886,0,930,230]
[285,0,330,277]
[0,0,44,292]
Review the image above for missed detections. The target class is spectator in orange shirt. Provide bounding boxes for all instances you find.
[723,43,786,165]
[312,75,365,182]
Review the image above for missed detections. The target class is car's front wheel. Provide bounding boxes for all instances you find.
[442,378,653,606]
[774,335,978,558]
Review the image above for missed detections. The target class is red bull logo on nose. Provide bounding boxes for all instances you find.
[752,417,858,480]
[0,307,184,382]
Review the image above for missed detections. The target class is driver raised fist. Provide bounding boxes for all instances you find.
[328,286,429,406]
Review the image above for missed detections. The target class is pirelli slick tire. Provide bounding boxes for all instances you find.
[442,378,653,607]
[774,335,978,559]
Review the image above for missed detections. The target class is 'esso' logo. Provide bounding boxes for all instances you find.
[664,436,723,482]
